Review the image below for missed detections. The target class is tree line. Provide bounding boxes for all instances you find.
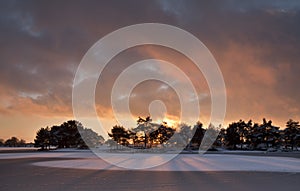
[107,117,300,151]
[108,116,176,149]
[106,117,211,150]
[0,137,28,147]
[34,120,104,150]
[9,117,298,151]
[216,118,300,151]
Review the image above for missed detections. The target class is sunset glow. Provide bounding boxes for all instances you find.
[0,1,300,142]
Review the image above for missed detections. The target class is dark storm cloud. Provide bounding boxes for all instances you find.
[0,0,175,115]
[0,0,299,127]
[157,0,300,123]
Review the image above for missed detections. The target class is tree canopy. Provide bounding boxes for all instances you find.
[34,120,104,150]
[108,116,175,149]
[107,117,300,151]
[16,118,300,151]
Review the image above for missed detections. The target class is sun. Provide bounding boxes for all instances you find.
[162,117,177,127]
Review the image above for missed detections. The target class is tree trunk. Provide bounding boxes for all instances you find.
[144,133,148,149]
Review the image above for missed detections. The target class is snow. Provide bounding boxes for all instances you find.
[0,150,96,159]
[1,151,300,172]
[0,147,37,151]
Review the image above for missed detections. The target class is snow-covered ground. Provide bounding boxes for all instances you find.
[0,147,37,151]
[0,150,96,159]
[1,151,300,172]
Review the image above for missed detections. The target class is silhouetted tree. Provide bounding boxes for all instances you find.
[3,137,27,147]
[34,120,104,150]
[34,127,51,150]
[250,119,280,150]
[224,119,280,150]
[108,125,130,148]
[59,120,82,148]
[225,122,240,149]
[78,128,104,148]
[5,137,20,147]
[214,128,226,147]
[135,116,153,148]
[201,124,220,150]
[149,124,175,146]
[105,117,300,150]
[236,120,248,149]
[108,117,176,149]
[249,123,262,149]
[50,125,64,148]
[283,119,300,150]
[177,123,193,149]
[243,120,254,148]
[129,131,138,147]
[190,122,205,150]
[263,119,280,149]
[19,139,26,147]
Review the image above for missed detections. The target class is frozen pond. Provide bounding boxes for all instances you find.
[1,151,300,172]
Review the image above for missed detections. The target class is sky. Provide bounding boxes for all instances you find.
[0,0,300,142]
